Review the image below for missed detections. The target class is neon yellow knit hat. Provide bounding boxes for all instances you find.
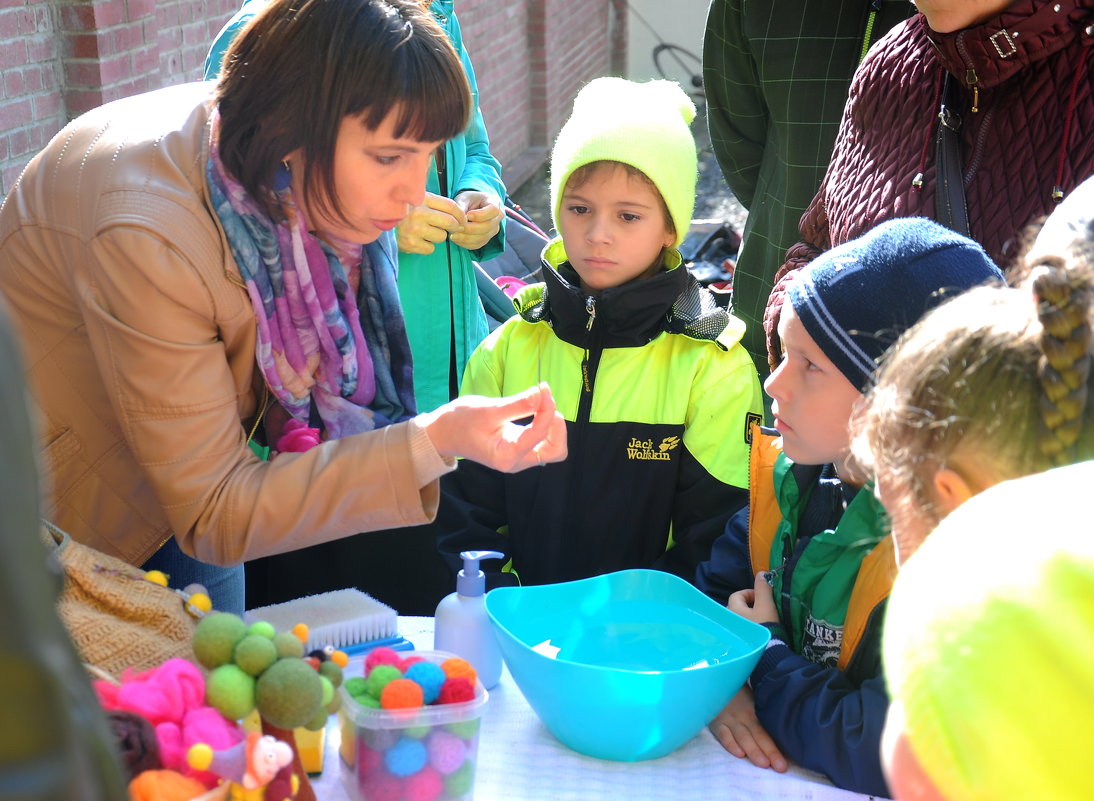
[883,460,1094,801]
[549,77,697,247]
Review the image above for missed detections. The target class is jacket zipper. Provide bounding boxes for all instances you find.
[953,32,992,186]
[565,296,602,567]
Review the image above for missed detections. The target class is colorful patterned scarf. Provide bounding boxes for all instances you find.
[206,112,415,440]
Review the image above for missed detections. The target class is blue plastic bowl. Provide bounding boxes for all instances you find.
[485,569,770,761]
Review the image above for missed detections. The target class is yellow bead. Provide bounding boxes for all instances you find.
[144,569,169,587]
[188,593,213,613]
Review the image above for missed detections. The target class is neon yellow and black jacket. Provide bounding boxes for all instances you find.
[434,240,763,586]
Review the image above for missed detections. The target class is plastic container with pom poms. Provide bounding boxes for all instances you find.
[338,649,488,801]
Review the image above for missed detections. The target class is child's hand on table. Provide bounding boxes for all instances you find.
[708,687,789,773]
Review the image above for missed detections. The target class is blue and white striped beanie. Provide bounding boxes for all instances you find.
[788,218,1004,392]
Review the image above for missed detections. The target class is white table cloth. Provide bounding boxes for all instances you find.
[310,617,890,801]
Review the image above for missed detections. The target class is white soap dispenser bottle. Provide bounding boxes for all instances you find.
[434,549,504,690]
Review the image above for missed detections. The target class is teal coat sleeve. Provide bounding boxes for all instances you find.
[204,0,270,80]
[440,1,507,261]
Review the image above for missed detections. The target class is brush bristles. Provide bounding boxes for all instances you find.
[245,588,398,651]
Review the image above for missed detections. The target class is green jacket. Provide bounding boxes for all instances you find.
[435,240,763,585]
[703,0,912,370]
[204,0,507,414]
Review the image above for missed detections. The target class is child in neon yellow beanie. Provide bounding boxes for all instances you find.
[881,460,1094,801]
[434,77,763,586]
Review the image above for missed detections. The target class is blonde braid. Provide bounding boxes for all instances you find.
[1032,258,1093,466]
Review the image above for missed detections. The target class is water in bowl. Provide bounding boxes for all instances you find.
[523,599,747,671]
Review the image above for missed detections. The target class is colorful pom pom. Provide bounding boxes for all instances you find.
[439,657,477,686]
[384,738,427,777]
[436,677,475,705]
[426,729,467,775]
[381,678,424,710]
[405,662,446,705]
[357,742,383,775]
[445,718,480,740]
[403,765,444,801]
[365,647,403,673]
[359,771,402,801]
[399,655,426,672]
[344,677,369,699]
[363,727,400,752]
[364,664,404,700]
[444,760,476,798]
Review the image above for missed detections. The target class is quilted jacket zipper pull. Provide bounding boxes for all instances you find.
[966,68,980,113]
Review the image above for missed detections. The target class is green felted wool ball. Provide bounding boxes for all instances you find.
[326,691,342,715]
[344,676,368,699]
[319,660,343,688]
[272,631,304,659]
[403,724,432,740]
[319,675,335,707]
[444,759,475,797]
[364,664,403,700]
[193,612,248,670]
[356,694,381,709]
[247,620,277,639]
[446,718,480,740]
[256,658,324,730]
[206,663,256,721]
[303,706,330,732]
[234,634,278,676]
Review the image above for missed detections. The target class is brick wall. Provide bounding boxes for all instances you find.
[0,0,621,197]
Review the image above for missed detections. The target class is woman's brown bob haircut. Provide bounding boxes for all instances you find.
[216,0,472,224]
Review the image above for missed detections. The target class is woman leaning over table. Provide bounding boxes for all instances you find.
[0,0,566,615]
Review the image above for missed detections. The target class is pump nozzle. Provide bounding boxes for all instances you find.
[457,550,505,596]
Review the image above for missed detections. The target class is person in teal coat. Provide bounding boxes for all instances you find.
[205,0,507,414]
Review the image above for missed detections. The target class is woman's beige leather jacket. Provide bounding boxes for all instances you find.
[0,82,443,567]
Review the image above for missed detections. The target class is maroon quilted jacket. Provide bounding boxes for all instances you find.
[765,0,1094,366]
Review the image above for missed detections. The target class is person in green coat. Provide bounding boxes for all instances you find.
[702,0,911,379]
[205,0,507,414]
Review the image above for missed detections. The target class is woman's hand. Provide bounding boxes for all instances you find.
[396,192,466,255]
[728,572,780,626]
[449,190,503,251]
[708,687,789,772]
[419,382,567,472]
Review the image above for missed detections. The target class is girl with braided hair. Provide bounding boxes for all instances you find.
[854,175,1094,566]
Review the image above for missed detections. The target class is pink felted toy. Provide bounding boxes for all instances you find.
[94,657,243,787]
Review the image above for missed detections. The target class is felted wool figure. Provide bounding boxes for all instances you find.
[94,657,243,786]
[188,731,294,792]
[128,768,209,801]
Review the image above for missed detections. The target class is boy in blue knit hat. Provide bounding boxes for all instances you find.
[695,217,1003,796]
[434,77,763,586]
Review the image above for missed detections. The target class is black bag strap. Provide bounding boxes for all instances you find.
[934,72,970,237]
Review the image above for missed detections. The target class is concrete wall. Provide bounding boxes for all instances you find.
[625,0,705,89]
[0,0,624,198]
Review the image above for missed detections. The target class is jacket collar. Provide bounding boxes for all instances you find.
[517,238,735,349]
[923,0,1091,89]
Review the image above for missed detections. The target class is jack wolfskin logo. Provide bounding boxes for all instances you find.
[744,412,763,444]
[626,436,679,461]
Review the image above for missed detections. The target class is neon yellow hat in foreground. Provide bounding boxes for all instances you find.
[884,459,1094,801]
